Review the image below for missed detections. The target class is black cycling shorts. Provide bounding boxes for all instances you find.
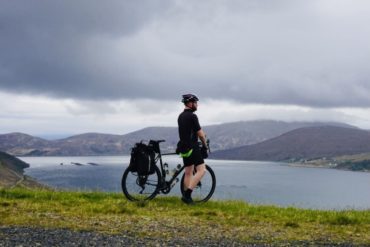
[183,146,204,167]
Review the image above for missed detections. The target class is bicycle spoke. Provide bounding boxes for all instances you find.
[121,166,161,201]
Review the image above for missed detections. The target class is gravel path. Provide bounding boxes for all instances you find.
[0,227,255,247]
[0,226,357,246]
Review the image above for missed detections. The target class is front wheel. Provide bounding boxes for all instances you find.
[180,164,216,203]
[121,165,161,201]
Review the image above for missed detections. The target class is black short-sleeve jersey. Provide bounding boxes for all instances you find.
[178,109,201,145]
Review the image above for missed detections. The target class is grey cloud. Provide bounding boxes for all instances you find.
[0,0,172,97]
[1,0,370,107]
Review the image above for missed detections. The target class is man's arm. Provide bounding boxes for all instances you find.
[197,129,207,148]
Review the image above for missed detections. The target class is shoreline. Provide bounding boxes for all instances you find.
[287,162,370,173]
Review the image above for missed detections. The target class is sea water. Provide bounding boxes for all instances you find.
[22,156,370,210]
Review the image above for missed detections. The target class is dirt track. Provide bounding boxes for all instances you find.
[0,226,357,247]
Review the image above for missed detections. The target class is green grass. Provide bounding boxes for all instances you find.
[1,188,370,245]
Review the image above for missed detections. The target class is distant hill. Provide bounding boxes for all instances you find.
[0,129,178,156]
[0,121,357,156]
[0,132,49,154]
[204,120,355,151]
[211,126,370,161]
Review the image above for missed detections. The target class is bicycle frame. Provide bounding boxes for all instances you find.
[153,148,185,192]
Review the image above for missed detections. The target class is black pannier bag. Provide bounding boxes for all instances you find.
[129,142,156,175]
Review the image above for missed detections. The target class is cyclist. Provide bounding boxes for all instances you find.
[177,94,208,204]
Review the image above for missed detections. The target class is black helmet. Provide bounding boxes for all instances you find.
[181,94,199,104]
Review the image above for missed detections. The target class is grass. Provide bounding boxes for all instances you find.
[0,188,370,245]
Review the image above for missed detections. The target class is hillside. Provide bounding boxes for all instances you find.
[211,126,370,161]
[0,120,354,156]
[0,151,29,172]
[0,151,42,188]
[300,153,370,171]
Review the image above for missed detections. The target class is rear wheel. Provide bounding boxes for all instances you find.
[180,165,216,203]
[121,165,161,201]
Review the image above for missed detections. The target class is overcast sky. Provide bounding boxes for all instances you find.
[1,0,370,138]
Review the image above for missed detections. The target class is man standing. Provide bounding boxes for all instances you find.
[177,94,208,204]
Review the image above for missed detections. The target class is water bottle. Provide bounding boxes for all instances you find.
[171,164,182,177]
[169,168,176,176]
[170,178,179,188]
[164,163,169,175]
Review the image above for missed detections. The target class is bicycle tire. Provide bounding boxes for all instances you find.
[180,164,216,203]
[121,165,161,201]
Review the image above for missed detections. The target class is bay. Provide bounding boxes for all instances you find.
[21,156,370,210]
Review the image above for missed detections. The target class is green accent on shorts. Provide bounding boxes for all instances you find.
[180,149,193,158]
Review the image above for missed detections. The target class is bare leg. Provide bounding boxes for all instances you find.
[184,165,194,190]
[188,164,206,190]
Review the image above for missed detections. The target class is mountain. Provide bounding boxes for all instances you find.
[203,120,354,151]
[0,132,49,155]
[0,121,357,156]
[211,126,370,161]
[50,133,131,156]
